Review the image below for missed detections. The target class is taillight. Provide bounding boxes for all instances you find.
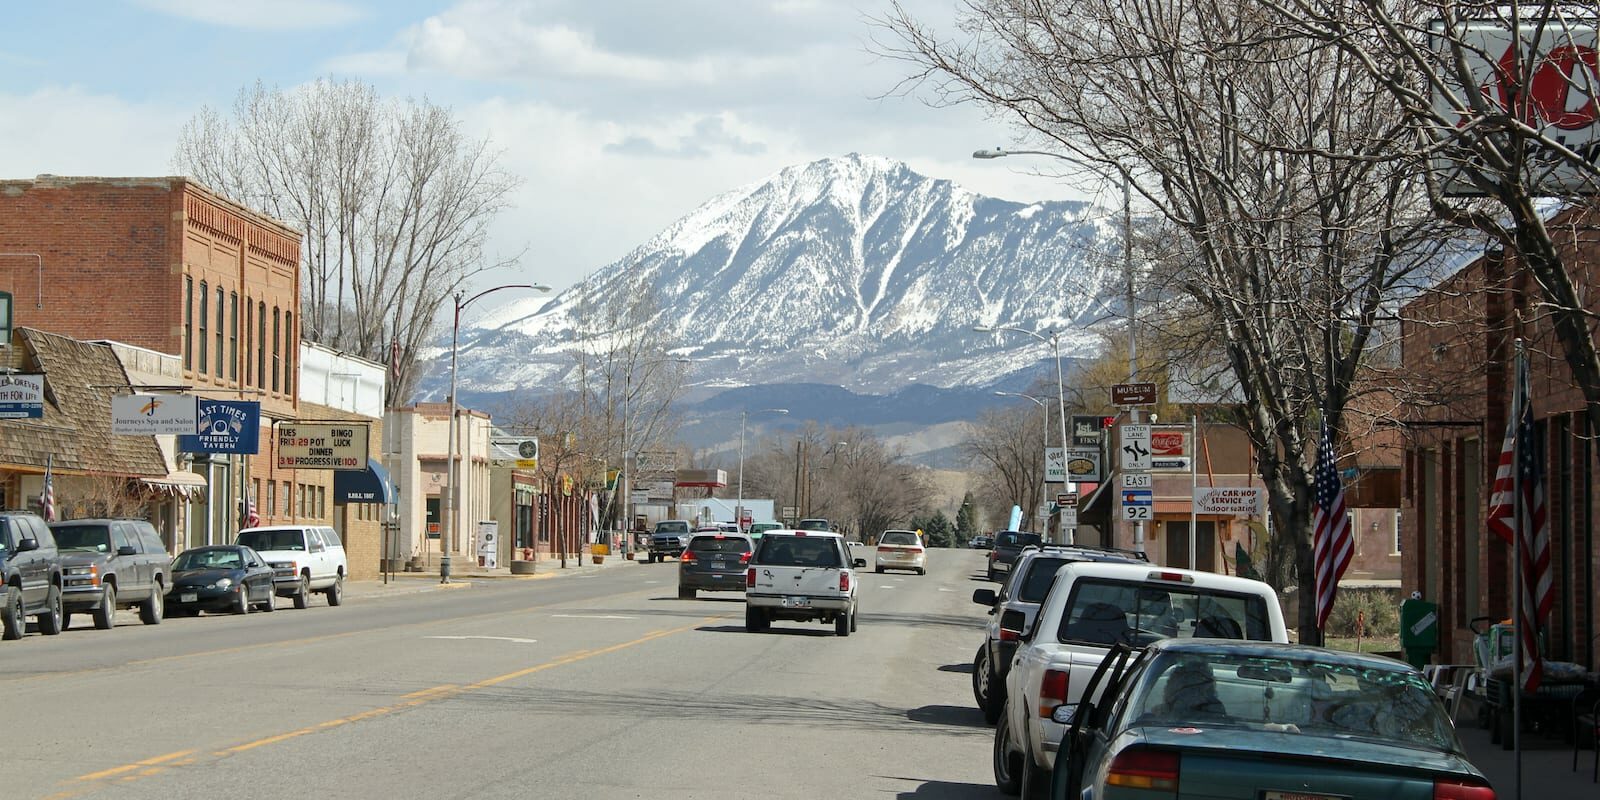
[1434,780,1496,800]
[739,551,752,564]
[908,545,923,553]
[839,572,851,592]
[681,550,698,564]
[988,551,997,561]
[1038,669,1070,717]
[1106,748,1179,792]
[999,628,1020,642]
[746,568,756,587]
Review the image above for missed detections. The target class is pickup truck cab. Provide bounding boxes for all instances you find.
[994,562,1287,796]
[236,525,348,609]
[744,530,864,636]
[648,520,691,562]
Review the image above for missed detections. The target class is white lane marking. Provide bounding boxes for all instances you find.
[550,614,638,620]
[879,585,896,589]
[645,580,661,584]
[426,636,538,644]
[939,588,955,592]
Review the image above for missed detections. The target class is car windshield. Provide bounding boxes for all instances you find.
[689,536,751,554]
[879,531,918,546]
[796,519,830,531]
[757,536,841,567]
[51,525,112,553]
[173,549,243,570]
[656,522,689,534]
[995,531,1041,548]
[1057,579,1273,645]
[1126,651,1461,753]
[237,530,305,551]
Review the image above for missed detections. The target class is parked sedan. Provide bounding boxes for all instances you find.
[166,546,277,616]
[1048,638,1494,800]
[874,529,926,574]
[678,533,753,599]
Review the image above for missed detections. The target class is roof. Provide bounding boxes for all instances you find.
[1148,638,1413,670]
[0,328,168,476]
[760,529,844,539]
[1055,561,1275,593]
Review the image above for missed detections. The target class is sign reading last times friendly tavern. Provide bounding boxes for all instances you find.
[276,423,369,469]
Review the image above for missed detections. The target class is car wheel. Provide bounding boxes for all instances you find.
[745,605,766,632]
[678,586,695,600]
[293,575,311,609]
[875,566,884,574]
[981,654,1006,725]
[1020,736,1049,800]
[38,585,63,635]
[259,591,275,612]
[326,575,344,607]
[835,609,851,637]
[140,580,164,625]
[234,586,251,615]
[972,645,990,709]
[93,584,116,630]
[987,567,999,582]
[850,606,858,632]
[1,585,23,640]
[993,710,1024,796]
[62,611,74,630]
[917,568,926,576]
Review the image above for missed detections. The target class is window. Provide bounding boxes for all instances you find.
[257,301,266,389]
[271,306,281,393]
[316,485,326,518]
[244,300,253,386]
[297,483,306,517]
[198,280,209,374]
[253,479,262,512]
[215,287,224,377]
[280,481,291,516]
[266,481,276,519]
[284,312,294,397]
[184,277,193,370]
[228,292,238,381]
[1393,510,1403,555]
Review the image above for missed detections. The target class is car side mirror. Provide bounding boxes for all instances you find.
[1051,702,1081,725]
[1000,608,1028,641]
[16,538,39,553]
[852,557,867,568]
[117,545,138,556]
[972,588,997,607]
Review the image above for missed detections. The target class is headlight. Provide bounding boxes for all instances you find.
[214,578,233,589]
[65,565,98,577]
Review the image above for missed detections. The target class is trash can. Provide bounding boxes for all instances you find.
[1399,597,1440,669]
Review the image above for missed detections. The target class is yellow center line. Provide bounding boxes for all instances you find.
[59,616,724,798]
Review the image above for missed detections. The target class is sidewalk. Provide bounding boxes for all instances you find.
[1457,702,1596,797]
[344,552,645,599]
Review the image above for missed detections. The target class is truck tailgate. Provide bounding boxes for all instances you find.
[751,565,842,598]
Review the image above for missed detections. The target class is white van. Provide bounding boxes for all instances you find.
[236,525,348,609]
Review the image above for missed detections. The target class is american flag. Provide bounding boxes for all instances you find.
[40,455,56,523]
[1485,353,1551,691]
[244,487,261,528]
[1312,420,1352,631]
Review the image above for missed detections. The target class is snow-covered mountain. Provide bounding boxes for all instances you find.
[443,154,1120,406]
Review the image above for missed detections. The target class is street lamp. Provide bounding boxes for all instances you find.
[976,324,1070,543]
[619,356,692,557]
[974,147,1138,552]
[442,282,552,583]
[736,408,788,531]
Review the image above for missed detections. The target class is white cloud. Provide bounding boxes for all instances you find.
[0,87,182,178]
[133,0,365,30]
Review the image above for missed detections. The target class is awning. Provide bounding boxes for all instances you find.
[334,458,396,504]
[140,470,209,498]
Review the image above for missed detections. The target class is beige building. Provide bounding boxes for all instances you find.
[384,404,494,569]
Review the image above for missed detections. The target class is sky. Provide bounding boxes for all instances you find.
[0,0,1111,307]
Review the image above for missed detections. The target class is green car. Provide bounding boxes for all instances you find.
[747,522,781,540]
[1047,639,1493,799]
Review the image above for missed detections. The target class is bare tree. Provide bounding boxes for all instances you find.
[962,404,1048,530]
[885,0,1456,641]
[174,79,520,407]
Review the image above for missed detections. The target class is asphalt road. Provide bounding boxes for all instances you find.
[10,549,1005,800]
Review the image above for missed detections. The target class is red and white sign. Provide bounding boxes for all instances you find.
[1150,430,1189,457]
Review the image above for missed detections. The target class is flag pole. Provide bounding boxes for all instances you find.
[1511,338,1525,800]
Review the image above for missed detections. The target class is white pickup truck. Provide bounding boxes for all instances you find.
[744,530,864,636]
[993,562,1288,796]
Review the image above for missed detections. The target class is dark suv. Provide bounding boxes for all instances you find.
[50,518,169,629]
[0,511,64,639]
[678,532,754,599]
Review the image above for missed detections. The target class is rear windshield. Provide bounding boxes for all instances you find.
[689,536,751,554]
[1057,578,1273,646]
[237,530,306,552]
[796,519,831,531]
[655,522,690,534]
[879,531,918,546]
[51,524,113,553]
[995,531,1041,548]
[756,536,842,567]
[1017,557,1071,603]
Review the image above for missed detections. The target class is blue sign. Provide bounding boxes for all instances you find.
[1121,489,1153,505]
[178,400,260,454]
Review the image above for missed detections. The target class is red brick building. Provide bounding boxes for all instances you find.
[1399,213,1600,667]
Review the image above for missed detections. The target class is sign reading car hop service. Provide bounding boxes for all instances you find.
[276,423,369,469]
[1193,487,1265,517]
[112,394,198,435]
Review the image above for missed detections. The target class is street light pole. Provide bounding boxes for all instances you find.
[737,408,788,531]
[975,324,1071,543]
[973,147,1134,551]
[442,282,551,583]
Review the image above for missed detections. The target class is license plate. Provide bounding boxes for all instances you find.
[1263,792,1348,800]
[180,593,197,603]
[711,561,726,570]
[782,596,811,608]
